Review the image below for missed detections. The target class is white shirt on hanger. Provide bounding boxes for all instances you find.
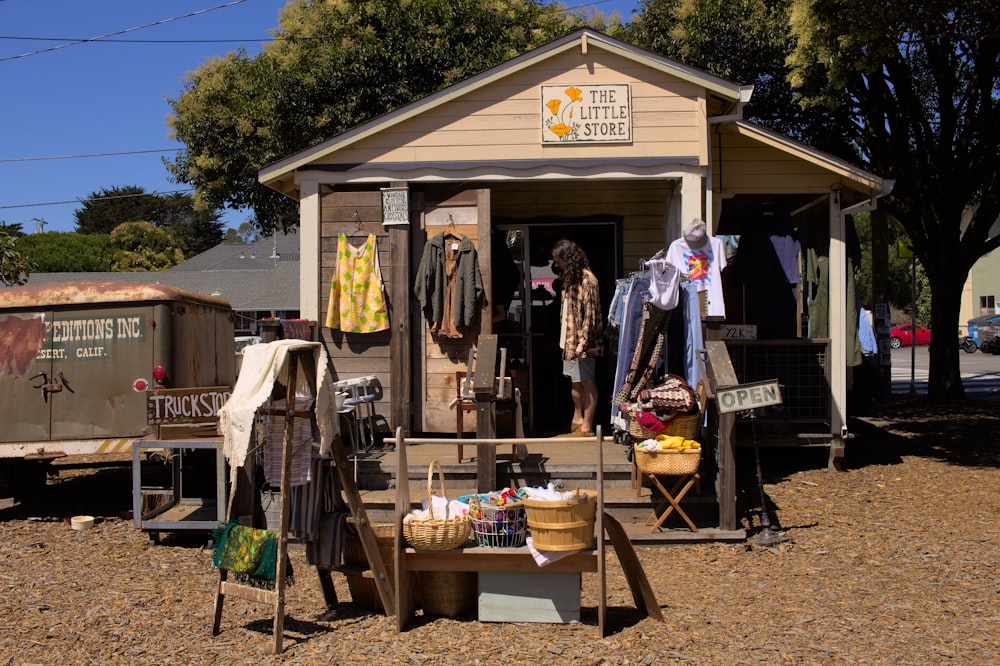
[666,235,727,318]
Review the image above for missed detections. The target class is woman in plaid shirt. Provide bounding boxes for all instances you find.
[552,239,603,437]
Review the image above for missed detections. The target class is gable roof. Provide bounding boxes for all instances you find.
[259,28,753,192]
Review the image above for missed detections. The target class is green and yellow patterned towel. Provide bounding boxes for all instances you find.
[212,521,281,580]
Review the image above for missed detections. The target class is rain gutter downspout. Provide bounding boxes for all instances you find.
[705,86,754,232]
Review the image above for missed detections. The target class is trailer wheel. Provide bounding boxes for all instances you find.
[0,459,49,502]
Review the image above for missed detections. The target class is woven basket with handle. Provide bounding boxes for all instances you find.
[402,460,471,551]
[627,410,700,441]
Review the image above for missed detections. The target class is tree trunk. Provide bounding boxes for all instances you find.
[925,268,967,402]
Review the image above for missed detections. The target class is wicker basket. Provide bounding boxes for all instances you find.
[467,496,527,548]
[523,488,598,551]
[416,571,477,617]
[634,446,701,476]
[343,523,396,613]
[627,409,700,441]
[402,460,472,551]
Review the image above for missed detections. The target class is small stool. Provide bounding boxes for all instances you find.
[644,472,700,533]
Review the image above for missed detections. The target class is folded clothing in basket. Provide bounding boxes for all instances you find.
[635,435,700,451]
[404,496,469,523]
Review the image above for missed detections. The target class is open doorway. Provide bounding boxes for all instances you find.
[494,217,621,436]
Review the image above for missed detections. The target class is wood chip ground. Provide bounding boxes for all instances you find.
[1,398,998,664]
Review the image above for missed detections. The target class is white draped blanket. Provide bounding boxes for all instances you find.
[219,340,337,472]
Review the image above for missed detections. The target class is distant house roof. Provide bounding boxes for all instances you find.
[22,233,300,313]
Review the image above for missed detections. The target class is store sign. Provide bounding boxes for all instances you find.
[717,379,782,414]
[147,386,232,425]
[541,84,632,143]
[381,187,409,226]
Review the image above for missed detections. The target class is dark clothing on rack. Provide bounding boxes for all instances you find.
[735,206,800,339]
[414,232,484,335]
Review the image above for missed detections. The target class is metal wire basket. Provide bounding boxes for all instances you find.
[467,496,527,548]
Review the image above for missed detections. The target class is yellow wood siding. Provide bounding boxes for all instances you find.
[312,50,708,167]
[713,129,842,194]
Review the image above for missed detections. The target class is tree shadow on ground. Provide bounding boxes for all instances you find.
[854,396,1000,469]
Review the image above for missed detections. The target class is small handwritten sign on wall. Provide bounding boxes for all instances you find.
[541,84,632,143]
[381,187,409,226]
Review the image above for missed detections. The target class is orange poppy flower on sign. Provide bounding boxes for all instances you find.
[548,123,573,138]
[565,86,583,102]
[546,99,561,115]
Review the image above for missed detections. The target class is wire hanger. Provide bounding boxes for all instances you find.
[444,213,460,240]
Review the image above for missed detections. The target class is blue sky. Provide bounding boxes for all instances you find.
[1,0,640,235]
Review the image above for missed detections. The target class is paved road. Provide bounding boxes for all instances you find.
[889,344,1000,398]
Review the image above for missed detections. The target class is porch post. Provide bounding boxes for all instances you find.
[680,173,702,229]
[828,190,847,463]
[298,179,322,326]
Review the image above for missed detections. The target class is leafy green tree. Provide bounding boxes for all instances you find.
[627,0,854,155]
[109,222,186,272]
[223,222,262,244]
[74,187,223,255]
[155,193,225,256]
[167,0,583,235]
[74,186,161,235]
[787,0,1000,401]
[15,232,114,272]
[0,230,30,286]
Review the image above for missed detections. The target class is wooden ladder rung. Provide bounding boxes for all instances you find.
[331,564,373,577]
[218,580,279,604]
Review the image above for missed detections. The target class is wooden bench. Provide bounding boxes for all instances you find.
[388,427,643,635]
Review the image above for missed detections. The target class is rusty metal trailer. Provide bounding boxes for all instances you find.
[0,281,236,500]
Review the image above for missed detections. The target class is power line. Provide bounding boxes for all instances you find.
[0,0,624,57]
[0,148,182,163]
[0,0,249,62]
[1,35,273,44]
[0,189,196,211]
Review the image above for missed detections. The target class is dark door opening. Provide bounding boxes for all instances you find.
[494,217,621,436]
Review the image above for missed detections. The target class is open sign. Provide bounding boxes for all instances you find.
[717,379,782,414]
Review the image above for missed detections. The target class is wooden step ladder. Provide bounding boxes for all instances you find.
[211,346,395,654]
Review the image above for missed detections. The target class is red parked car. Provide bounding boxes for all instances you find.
[889,324,932,348]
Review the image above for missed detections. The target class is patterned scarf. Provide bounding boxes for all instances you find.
[212,521,285,582]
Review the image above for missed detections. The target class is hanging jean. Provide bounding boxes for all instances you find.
[325,234,389,333]
[679,282,703,389]
[610,275,649,424]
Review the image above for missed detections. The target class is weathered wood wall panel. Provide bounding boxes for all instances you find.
[413,210,484,433]
[319,190,395,432]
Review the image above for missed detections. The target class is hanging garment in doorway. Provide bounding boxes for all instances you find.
[325,234,389,333]
[414,232,484,338]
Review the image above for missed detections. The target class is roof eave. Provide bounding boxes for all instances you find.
[259,29,747,191]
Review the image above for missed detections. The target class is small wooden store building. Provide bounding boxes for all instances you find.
[259,29,890,464]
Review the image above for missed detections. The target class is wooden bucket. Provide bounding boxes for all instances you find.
[523,489,598,551]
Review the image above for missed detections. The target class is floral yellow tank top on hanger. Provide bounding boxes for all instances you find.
[325,234,389,333]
